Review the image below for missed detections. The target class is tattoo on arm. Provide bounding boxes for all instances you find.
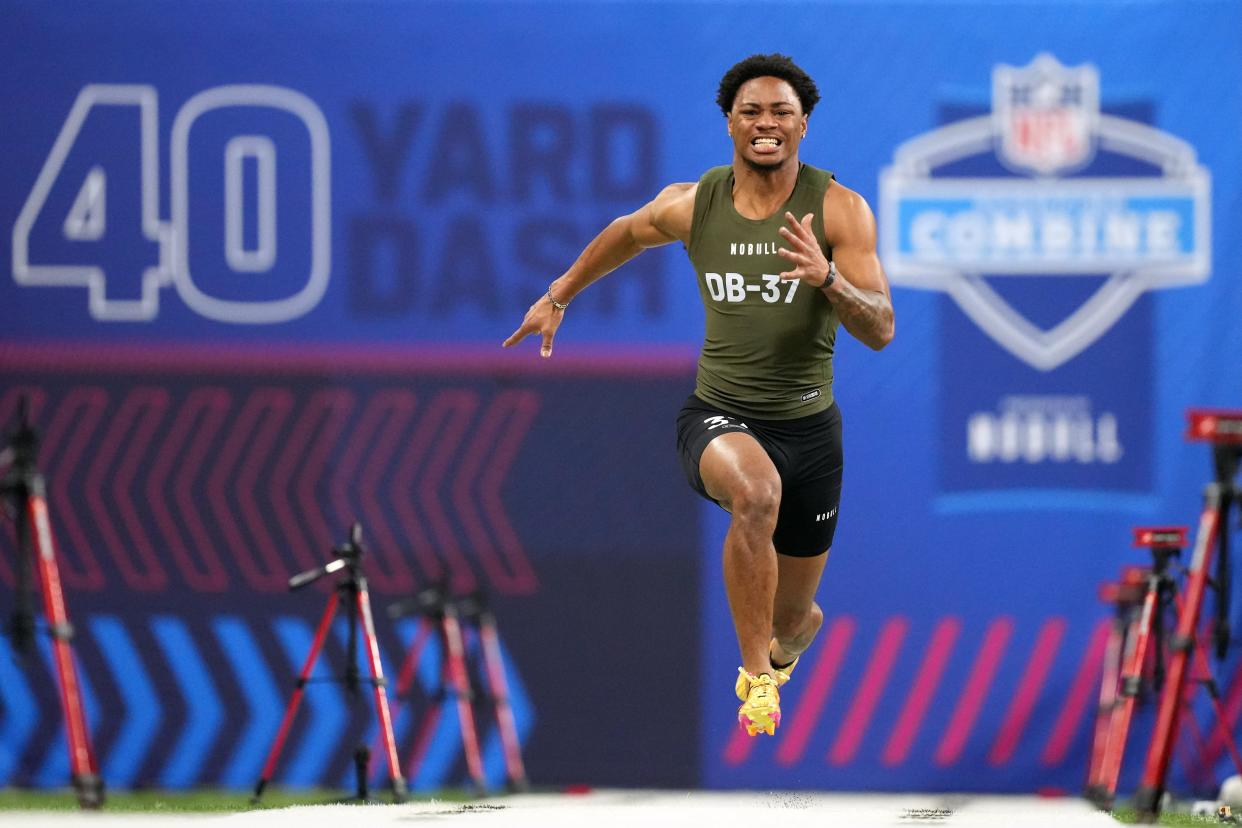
[823,279,894,351]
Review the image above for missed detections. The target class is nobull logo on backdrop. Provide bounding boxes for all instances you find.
[879,54,1212,496]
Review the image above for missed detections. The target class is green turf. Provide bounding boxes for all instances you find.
[0,787,447,812]
[1110,806,1229,825]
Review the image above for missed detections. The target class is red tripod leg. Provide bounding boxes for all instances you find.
[28,494,103,809]
[371,619,433,782]
[1135,497,1222,818]
[1086,608,1128,802]
[442,603,486,791]
[252,592,338,802]
[477,611,527,790]
[1098,571,1161,805]
[356,585,407,801]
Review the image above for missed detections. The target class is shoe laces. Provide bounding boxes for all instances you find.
[738,668,779,700]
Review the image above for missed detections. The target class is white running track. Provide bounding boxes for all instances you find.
[1,791,1122,827]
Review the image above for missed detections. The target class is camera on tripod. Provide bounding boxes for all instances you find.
[253,521,408,805]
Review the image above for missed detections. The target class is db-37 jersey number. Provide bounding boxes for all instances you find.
[703,272,799,304]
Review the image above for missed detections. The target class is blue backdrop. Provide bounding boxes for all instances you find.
[2,0,1241,798]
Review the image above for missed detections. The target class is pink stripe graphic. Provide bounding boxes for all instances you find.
[293,390,357,591]
[40,388,108,591]
[2,340,698,377]
[1191,644,1242,775]
[207,391,280,591]
[452,391,540,594]
[269,392,318,578]
[483,392,541,591]
[160,389,233,591]
[767,616,856,767]
[1041,619,1110,766]
[989,617,1066,765]
[829,617,908,765]
[391,399,446,585]
[417,391,481,594]
[331,393,398,588]
[112,388,172,590]
[934,617,1013,767]
[234,389,296,590]
[329,395,376,534]
[358,391,418,593]
[149,393,201,589]
[883,617,961,767]
[332,391,417,593]
[85,390,167,590]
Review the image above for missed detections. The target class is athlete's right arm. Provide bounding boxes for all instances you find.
[502,183,696,358]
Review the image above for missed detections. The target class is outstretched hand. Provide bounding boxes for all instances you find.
[503,296,563,358]
[776,212,831,287]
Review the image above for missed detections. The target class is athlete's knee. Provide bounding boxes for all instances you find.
[773,600,823,644]
[730,475,781,526]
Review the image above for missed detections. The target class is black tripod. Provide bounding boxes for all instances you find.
[0,398,103,809]
[252,523,407,804]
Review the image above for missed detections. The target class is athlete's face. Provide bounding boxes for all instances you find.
[727,77,807,171]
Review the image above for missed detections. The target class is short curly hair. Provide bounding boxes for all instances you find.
[716,54,821,116]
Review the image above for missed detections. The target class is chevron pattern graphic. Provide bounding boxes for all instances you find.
[0,612,532,789]
[0,383,540,596]
[0,375,544,789]
[0,355,709,790]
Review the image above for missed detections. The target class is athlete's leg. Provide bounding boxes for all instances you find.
[771,550,828,667]
[699,432,782,678]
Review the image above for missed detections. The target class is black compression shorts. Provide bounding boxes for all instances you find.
[675,393,843,557]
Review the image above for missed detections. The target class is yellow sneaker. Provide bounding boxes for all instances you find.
[770,638,799,687]
[735,669,781,736]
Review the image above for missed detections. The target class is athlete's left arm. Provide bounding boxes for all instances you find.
[820,183,894,350]
[777,183,895,351]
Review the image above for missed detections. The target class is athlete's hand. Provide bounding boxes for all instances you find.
[776,211,831,287]
[503,295,564,358]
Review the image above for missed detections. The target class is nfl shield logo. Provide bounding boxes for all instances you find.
[879,52,1209,371]
[879,51,1211,498]
[993,53,1099,175]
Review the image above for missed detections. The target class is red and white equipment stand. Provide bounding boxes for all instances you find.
[386,587,528,794]
[1131,410,1242,820]
[1086,529,1185,808]
[253,523,407,804]
[457,591,529,792]
[0,399,103,809]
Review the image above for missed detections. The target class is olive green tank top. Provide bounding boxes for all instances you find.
[687,163,839,419]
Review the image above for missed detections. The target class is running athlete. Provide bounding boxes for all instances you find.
[504,54,894,736]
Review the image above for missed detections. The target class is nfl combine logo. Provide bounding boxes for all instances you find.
[878,54,1211,494]
[879,53,1210,371]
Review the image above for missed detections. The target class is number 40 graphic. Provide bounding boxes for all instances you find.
[11,84,331,323]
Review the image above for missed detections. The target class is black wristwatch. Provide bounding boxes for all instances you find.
[822,261,837,288]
